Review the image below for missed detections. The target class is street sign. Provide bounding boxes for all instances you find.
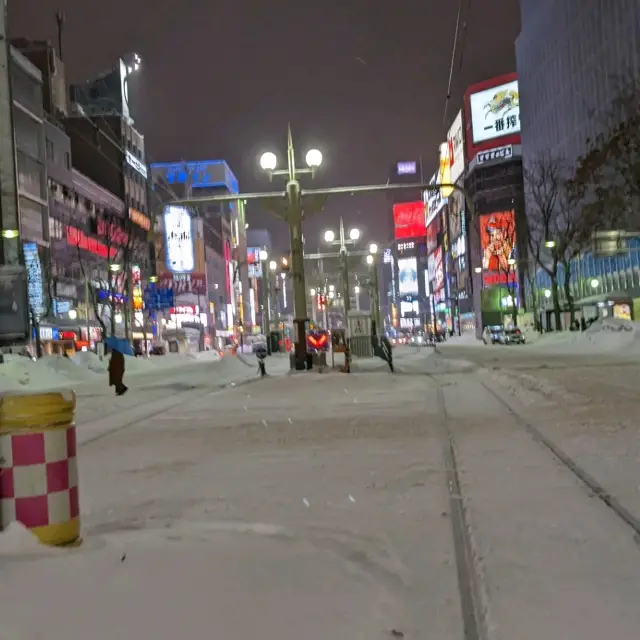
[143,284,174,310]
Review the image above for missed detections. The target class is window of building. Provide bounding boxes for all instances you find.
[16,151,45,200]
[19,196,46,244]
[64,151,71,169]
[45,138,54,161]
[13,107,42,159]
[10,63,43,116]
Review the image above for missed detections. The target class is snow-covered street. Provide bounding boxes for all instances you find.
[2,345,640,639]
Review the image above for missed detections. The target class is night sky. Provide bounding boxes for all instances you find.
[11,1,520,252]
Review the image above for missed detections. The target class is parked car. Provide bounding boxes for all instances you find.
[502,328,526,344]
[482,325,504,344]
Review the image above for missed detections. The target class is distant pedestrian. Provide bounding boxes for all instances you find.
[255,344,267,377]
[380,335,394,373]
[108,349,128,396]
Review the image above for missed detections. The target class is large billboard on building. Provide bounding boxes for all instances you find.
[464,72,521,161]
[398,257,418,295]
[479,211,517,286]
[438,142,452,198]
[424,172,444,228]
[247,247,263,278]
[446,110,465,184]
[164,205,194,273]
[393,201,426,240]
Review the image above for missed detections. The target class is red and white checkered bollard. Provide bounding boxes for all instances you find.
[0,390,80,546]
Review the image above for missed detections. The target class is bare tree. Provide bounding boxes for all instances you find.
[525,154,592,330]
[572,73,640,232]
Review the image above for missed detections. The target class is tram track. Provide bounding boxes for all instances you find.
[432,377,490,640]
[477,379,640,542]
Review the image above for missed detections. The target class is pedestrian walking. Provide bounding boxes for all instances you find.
[380,335,394,373]
[255,343,267,377]
[108,349,128,396]
[105,336,134,396]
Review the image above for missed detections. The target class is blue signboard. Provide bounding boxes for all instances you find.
[143,284,174,310]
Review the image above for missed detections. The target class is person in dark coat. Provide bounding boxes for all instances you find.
[380,335,394,373]
[108,349,128,396]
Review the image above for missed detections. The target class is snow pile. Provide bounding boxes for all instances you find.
[185,349,222,362]
[532,318,640,355]
[72,350,108,373]
[0,522,58,559]
[0,354,99,392]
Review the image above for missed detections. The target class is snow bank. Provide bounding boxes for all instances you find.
[0,354,100,392]
[72,350,108,373]
[532,318,640,355]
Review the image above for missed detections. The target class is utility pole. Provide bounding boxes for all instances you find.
[260,253,271,355]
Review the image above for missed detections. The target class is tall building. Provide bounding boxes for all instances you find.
[150,160,248,342]
[63,55,153,341]
[516,0,640,164]
[517,1,640,328]
[0,7,29,344]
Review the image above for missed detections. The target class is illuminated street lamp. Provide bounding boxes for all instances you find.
[545,240,556,249]
[310,288,316,296]
[544,289,552,298]
[507,258,516,266]
[349,228,361,241]
[366,254,374,265]
[305,149,323,168]
[590,278,599,289]
[324,229,335,243]
[259,249,268,262]
[259,152,277,171]
[369,243,378,255]
[269,260,277,271]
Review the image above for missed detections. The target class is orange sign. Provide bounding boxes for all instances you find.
[438,142,453,197]
[479,211,517,285]
[129,208,151,231]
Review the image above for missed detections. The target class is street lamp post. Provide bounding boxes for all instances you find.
[367,243,381,335]
[259,249,271,355]
[259,129,323,370]
[324,218,361,328]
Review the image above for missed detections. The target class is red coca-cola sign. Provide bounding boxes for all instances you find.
[158,272,206,295]
[393,201,426,240]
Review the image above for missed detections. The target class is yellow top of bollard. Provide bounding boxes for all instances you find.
[0,389,76,432]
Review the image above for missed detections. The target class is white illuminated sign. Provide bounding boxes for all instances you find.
[446,110,465,184]
[126,150,148,179]
[164,205,194,273]
[397,161,417,175]
[424,173,443,227]
[477,145,513,165]
[469,79,520,144]
[396,241,415,252]
[398,257,418,295]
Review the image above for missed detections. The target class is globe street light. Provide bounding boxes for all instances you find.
[369,243,378,255]
[305,149,323,168]
[310,288,316,296]
[366,254,374,265]
[259,152,277,171]
[259,249,268,261]
[349,228,361,241]
[269,260,277,271]
[590,278,599,289]
[324,229,336,243]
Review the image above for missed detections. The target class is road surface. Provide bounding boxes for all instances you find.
[1,345,640,639]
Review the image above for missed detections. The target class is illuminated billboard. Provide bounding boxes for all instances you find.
[393,201,426,240]
[247,247,263,278]
[446,110,465,184]
[164,205,194,273]
[424,172,444,227]
[479,211,517,286]
[438,142,452,198]
[465,73,521,161]
[398,257,418,295]
[470,79,520,144]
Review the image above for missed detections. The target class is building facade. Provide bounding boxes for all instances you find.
[517,1,640,328]
[516,0,640,165]
[150,160,247,342]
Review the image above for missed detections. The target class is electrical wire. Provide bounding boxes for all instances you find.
[443,0,464,128]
